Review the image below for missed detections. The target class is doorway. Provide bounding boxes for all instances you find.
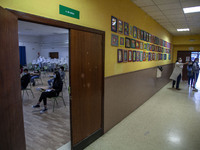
[0,7,105,150]
[18,20,70,150]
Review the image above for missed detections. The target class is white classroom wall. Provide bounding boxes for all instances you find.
[18,35,41,64]
[18,33,69,64]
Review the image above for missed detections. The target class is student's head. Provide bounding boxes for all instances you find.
[54,71,61,80]
[194,58,199,62]
[24,69,28,73]
[178,58,182,63]
[60,66,64,71]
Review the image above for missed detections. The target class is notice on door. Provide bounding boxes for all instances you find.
[59,5,80,19]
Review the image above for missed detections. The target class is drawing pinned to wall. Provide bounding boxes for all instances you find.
[117,49,123,63]
[136,40,140,49]
[140,42,143,50]
[140,51,143,62]
[152,45,155,51]
[143,52,146,61]
[111,34,119,46]
[146,32,149,42]
[150,53,153,61]
[149,33,152,43]
[124,22,129,36]
[111,16,117,32]
[152,53,155,60]
[147,43,150,51]
[144,31,147,41]
[149,44,152,51]
[131,39,136,49]
[130,25,133,37]
[125,37,131,48]
[118,19,123,34]
[144,43,147,50]
[128,50,132,62]
[133,26,137,38]
[119,37,125,47]
[168,54,171,60]
[133,51,136,62]
[136,51,140,61]
[140,30,144,40]
[123,50,128,62]
[146,52,148,61]
[148,52,151,61]
[164,54,166,60]
[137,28,141,39]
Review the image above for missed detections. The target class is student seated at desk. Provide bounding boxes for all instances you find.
[32,71,63,113]
[48,66,65,87]
[21,69,30,90]
[30,69,41,86]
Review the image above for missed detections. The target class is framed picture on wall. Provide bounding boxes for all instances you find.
[140,42,144,50]
[149,44,152,51]
[164,54,167,60]
[131,39,136,49]
[144,43,147,50]
[124,22,129,36]
[128,50,132,62]
[119,37,125,47]
[136,40,140,49]
[117,49,123,63]
[140,30,144,40]
[150,53,153,61]
[111,34,119,46]
[111,16,117,32]
[137,28,141,39]
[136,51,140,61]
[133,26,137,38]
[118,19,123,34]
[130,25,133,37]
[125,37,131,48]
[146,52,148,61]
[133,51,136,62]
[146,32,149,42]
[140,51,143,62]
[149,33,152,43]
[143,52,146,61]
[168,54,171,60]
[123,50,128,62]
[152,45,155,51]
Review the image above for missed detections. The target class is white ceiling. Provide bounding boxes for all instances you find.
[131,0,200,36]
[18,20,68,36]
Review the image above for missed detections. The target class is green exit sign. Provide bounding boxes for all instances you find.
[59,5,80,19]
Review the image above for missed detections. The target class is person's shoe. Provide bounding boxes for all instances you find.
[40,108,48,114]
[193,88,198,92]
[176,88,181,90]
[32,104,40,108]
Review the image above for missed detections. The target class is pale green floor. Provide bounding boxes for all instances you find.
[85,80,200,150]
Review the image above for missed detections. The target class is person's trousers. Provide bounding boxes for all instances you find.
[188,76,193,86]
[172,74,181,89]
[39,91,57,106]
[193,73,199,88]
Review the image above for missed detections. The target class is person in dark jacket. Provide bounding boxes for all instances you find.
[192,58,200,91]
[32,71,63,113]
[187,61,193,87]
[21,69,30,90]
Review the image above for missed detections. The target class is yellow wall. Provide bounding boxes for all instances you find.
[173,35,200,62]
[0,0,173,77]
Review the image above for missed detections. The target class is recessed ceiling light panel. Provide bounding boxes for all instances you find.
[177,28,190,32]
[183,6,200,14]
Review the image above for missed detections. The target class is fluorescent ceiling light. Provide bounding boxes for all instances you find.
[183,6,200,14]
[177,28,190,32]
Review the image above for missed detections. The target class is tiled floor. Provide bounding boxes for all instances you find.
[85,80,200,150]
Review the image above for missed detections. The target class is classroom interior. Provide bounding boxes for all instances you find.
[19,20,71,150]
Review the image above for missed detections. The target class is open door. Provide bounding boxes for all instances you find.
[177,51,191,80]
[70,29,104,150]
[0,7,26,150]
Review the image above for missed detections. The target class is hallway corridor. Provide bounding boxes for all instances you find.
[85,80,200,150]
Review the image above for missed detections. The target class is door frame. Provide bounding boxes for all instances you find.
[7,9,105,149]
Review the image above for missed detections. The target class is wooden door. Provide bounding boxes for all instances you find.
[0,7,26,150]
[177,51,191,80]
[70,29,104,150]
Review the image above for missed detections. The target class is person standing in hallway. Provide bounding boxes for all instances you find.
[170,58,188,90]
[192,58,200,92]
[187,61,193,87]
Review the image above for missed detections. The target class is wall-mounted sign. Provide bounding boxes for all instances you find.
[59,5,80,19]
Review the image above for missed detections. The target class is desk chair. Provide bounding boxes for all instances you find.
[35,74,43,85]
[22,83,35,98]
[48,91,66,112]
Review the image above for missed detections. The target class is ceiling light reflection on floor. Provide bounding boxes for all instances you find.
[168,132,181,144]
